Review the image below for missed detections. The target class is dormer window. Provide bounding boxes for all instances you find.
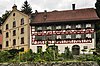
[56,26,61,30]
[47,26,52,30]
[66,35,71,39]
[76,24,81,28]
[76,34,81,39]
[86,34,91,38]
[86,24,91,28]
[66,25,71,29]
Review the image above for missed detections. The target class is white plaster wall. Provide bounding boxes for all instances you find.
[30,39,95,54]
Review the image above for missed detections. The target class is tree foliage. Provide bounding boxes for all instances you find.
[63,47,73,60]
[1,10,11,24]
[21,0,32,15]
[95,0,100,17]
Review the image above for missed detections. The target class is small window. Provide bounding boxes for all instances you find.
[21,37,24,44]
[76,34,81,38]
[13,21,16,27]
[21,28,24,34]
[56,35,61,39]
[37,27,42,30]
[76,24,81,28]
[6,24,8,30]
[66,25,71,29]
[6,41,9,47]
[86,24,91,28]
[6,32,9,38]
[84,46,88,49]
[21,18,24,25]
[13,39,16,45]
[13,30,16,36]
[56,26,61,30]
[66,35,71,39]
[13,13,15,16]
[47,26,52,30]
[86,34,91,38]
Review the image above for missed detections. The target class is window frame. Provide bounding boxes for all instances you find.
[21,28,24,34]
[6,32,9,38]
[21,37,24,44]
[13,39,16,46]
[6,41,9,47]
[21,18,24,25]
[6,24,8,30]
[13,30,16,36]
[13,21,16,27]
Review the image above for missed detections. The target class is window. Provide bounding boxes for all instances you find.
[37,27,42,30]
[6,32,9,38]
[56,26,61,30]
[21,28,24,34]
[76,24,81,28]
[13,13,15,16]
[46,36,52,40]
[66,25,71,29]
[86,34,91,38]
[47,26,52,30]
[84,46,88,49]
[6,24,8,30]
[13,39,16,45]
[86,24,91,28]
[6,41,9,47]
[76,34,81,38]
[66,35,71,39]
[13,30,16,36]
[21,18,24,25]
[13,21,16,27]
[56,35,61,39]
[21,37,24,44]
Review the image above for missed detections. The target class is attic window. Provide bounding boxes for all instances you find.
[13,13,15,16]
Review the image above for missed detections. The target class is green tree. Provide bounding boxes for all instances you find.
[0,51,11,62]
[1,10,11,23]
[95,0,100,17]
[63,47,73,60]
[21,0,32,15]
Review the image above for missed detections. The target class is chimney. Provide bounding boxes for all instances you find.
[72,4,75,10]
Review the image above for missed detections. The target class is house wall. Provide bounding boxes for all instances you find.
[30,23,96,54]
[2,9,30,51]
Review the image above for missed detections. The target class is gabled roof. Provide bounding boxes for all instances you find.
[31,8,100,24]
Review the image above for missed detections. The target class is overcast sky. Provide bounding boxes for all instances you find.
[0,0,96,17]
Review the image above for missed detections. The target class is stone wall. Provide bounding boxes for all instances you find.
[0,62,99,66]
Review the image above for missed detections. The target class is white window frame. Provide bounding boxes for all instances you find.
[37,27,42,30]
[76,24,81,28]
[86,34,91,38]
[66,25,71,29]
[76,34,81,38]
[47,26,52,30]
[86,24,91,28]
[57,35,61,39]
[56,26,61,29]
[66,35,71,39]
